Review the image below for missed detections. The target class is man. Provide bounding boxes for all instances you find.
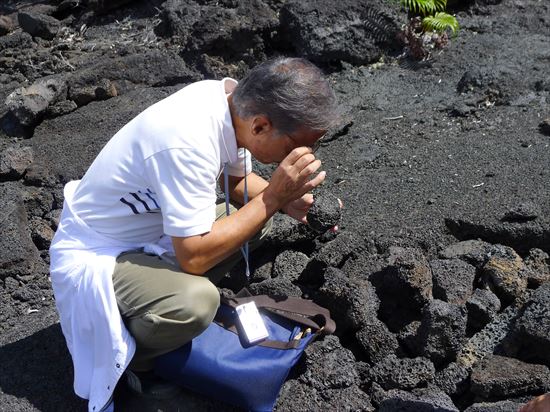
[520,394,550,411]
[49,57,340,412]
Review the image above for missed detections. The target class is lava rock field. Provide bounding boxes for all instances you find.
[0,0,549,411]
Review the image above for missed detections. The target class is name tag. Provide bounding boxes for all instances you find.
[236,302,269,345]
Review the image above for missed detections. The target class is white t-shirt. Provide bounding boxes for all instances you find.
[71,78,251,243]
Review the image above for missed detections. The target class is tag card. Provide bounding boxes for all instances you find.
[236,302,269,345]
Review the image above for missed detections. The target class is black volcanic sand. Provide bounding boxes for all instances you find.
[1,0,550,411]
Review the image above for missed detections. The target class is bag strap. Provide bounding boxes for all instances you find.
[221,295,336,334]
[214,320,304,350]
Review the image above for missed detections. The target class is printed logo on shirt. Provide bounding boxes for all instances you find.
[119,189,160,215]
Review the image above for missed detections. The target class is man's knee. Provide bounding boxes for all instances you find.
[128,277,220,350]
[179,278,220,331]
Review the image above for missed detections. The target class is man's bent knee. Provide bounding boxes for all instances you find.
[127,277,219,351]
[180,277,220,332]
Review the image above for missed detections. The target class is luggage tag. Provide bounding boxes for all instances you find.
[236,302,269,345]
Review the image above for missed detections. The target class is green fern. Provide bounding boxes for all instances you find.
[422,12,459,34]
[400,0,447,15]
[432,0,447,12]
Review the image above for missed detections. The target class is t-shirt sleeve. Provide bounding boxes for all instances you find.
[224,148,253,177]
[143,148,218,237]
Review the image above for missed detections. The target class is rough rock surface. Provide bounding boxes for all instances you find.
[378,386,459,411]
[507,283,550,365]
[356,319,400,364]
[0,15,16,36]
[435,362,470,397]
[539,118,550,136]
[430,258,476,304]
[307,191,342,233]
[439,240,495,269]
[1,0,550,410]
[524,248,550,287]
[247,276,302,297]
[466,288,501,333]
[470,355,550,401]
[279,0,401,65]
[18,11,60,40]
[457,306,520,370]
[272,250,309,282]
[371,247,432,331]
[445,217,550,256]
[417,299,468,366]
[480,245,529,304]
[265,213,317,247]
[314,266,379,332]
[276,379,374,412]
[0,144,33,180]
[305,231,369,283]
[501,202,540,222]
[369,354,435,390]
[3,77,67,137]
[464,400,526,412]
[0,182,42,280]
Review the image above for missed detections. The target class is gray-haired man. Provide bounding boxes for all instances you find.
[49,57,340,411]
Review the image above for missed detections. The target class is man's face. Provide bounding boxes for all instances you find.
[250,126,326,164]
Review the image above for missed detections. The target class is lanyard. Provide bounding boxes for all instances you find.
[223,155,250,279]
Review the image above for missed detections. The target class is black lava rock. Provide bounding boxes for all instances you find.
[430,258,476,305]
[435,362,470,397]
[464,400,527,411]
[470,355,550,401]
[501,202,540,222]
[439,240,494,269]
[378,387,459,411]
[369,354,435,391]
[417,299,468,367]
[18,11,60,40]
[307,192,341,233]
[539,118,550,136]
[466,288,501,333]
[509,283,550,365]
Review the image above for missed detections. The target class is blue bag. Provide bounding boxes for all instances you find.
[155,294,336,412]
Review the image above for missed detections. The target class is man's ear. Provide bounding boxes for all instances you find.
[251,115,273,136]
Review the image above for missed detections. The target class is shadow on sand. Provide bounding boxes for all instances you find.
[0,323,87,411]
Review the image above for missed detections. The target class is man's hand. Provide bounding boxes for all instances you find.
[282,193,313,224]
[264,147,325,209]
[282,193,343,233]
[520,394,550,412]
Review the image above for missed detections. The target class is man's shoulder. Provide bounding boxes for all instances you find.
[141,79,223,121]
[171,79,223,100]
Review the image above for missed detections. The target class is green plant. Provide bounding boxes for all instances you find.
[422,11,459,35]
[401,0,447,15]
[395,0,459,60]
[400,0,459,35]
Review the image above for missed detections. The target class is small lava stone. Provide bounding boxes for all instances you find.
[307,192,341,233]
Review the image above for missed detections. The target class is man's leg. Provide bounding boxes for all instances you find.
[113,252,220,371]
[112,202,272,371]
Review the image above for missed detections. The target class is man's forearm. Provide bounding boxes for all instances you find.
[224,172,269,205]
[172,190,279,275]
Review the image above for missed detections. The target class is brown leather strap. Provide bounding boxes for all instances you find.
[221,294,336,334]
[213,320,304,349]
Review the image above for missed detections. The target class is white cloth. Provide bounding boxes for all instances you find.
[50,181,139,412]
[71,78,250,243]
[49,78,247,412]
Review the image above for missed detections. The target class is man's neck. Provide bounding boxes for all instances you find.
[227,94,246,149]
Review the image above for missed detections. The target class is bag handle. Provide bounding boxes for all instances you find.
[221,294,336,334]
